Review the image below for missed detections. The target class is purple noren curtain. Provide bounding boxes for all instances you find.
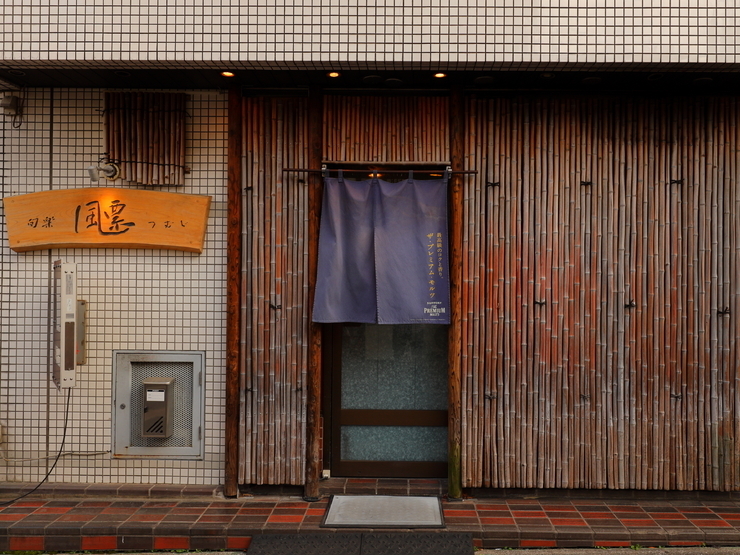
[312,174,450,324]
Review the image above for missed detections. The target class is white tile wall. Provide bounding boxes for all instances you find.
[0,89,228,485]
[1,1,738,69]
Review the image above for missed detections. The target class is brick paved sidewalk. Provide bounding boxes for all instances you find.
[0,483,739,551]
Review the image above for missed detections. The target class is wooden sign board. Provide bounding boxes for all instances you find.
[3,188,211,253]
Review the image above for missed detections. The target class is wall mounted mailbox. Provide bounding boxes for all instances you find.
[142,377,175,438]
[3,187,211,253]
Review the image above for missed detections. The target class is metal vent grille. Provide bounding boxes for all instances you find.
[130,361,193,448]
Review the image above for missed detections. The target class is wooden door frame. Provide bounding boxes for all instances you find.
[322,324,448,478]
[224,87,465,498]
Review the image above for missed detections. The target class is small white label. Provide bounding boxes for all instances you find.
[146,389,166,402]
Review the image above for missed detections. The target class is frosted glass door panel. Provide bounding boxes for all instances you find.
[341,324,448,410]
[341,426,448,462]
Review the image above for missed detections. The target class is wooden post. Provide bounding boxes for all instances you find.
[224,86,242,497]
[448,87,464,499]
[304,87,324,500]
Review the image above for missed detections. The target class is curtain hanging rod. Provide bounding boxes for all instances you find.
[282,167,477,175]
[322,160,450,166]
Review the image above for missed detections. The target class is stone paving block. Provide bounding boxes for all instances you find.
[117,534,153,551]
[44,534,82,551]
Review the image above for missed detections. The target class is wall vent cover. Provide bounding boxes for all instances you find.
[113,351,205,459]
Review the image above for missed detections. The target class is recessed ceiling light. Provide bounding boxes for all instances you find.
[327,71,341,78]
[8,69,26,76]
[114,70,131,77]
[434,72,447,78]
[221,71,235,77]
[474,75,495,86]
[363,75,383,86]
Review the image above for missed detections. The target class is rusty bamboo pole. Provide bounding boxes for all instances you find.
[251,98,263,483]
[462,93,481,486]
[460,95,474,486]
[123,93,132,183]
[668,100,681,489]
[719,98,732,491]
[447,87,465,498]
[681,98,695,489]
[489,98,500,487]
[255,98,268,483]
[622,98,638,489]
[532,99,543,486]
[272,101,285,483]
[633,99,644,488]
[730,99,740,491]
[577,99,588,486]
[505,98,517,486]
[481,98,496,487]
[240,96,253,484]
[299,101,310,483]
[472,99,486,488]
[284,103,296,482]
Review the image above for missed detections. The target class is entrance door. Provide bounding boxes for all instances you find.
[328,323,448,477]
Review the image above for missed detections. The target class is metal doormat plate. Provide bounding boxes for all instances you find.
[246,532,473,555]
[322,495,444,528]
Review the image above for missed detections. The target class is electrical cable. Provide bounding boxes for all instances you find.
[11,88,24,129]
[0,388,73,506]
[1,450,110,463]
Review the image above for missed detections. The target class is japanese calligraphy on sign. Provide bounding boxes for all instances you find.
[424,231,447,319]
[75,199,136,235]
[4,187,211,253]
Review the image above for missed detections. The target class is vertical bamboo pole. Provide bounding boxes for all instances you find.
[682,98,697,489]
[243,97,254,484]
[506,98,519,487]
[253,98,267,483]
[530,98,544,487]
[482,98,497,487]
[621,98,635,488]
[708,98,721,490]
[448,87,465,499]
[730,98,740,491]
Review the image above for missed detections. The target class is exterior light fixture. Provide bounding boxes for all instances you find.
[221,71,235,77]
[87,162,120,182]
[1,95,19,115]
[434,72,447,78]
[327,72,341,78]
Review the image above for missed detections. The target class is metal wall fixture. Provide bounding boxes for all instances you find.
[112,350,205,459]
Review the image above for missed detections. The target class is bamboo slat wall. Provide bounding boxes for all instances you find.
[104,92,187,186]
[239,92,739,491]
[240,97,310,485]
[239,95,449,485]
[323,96,449,163]
[462,96,740,491]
